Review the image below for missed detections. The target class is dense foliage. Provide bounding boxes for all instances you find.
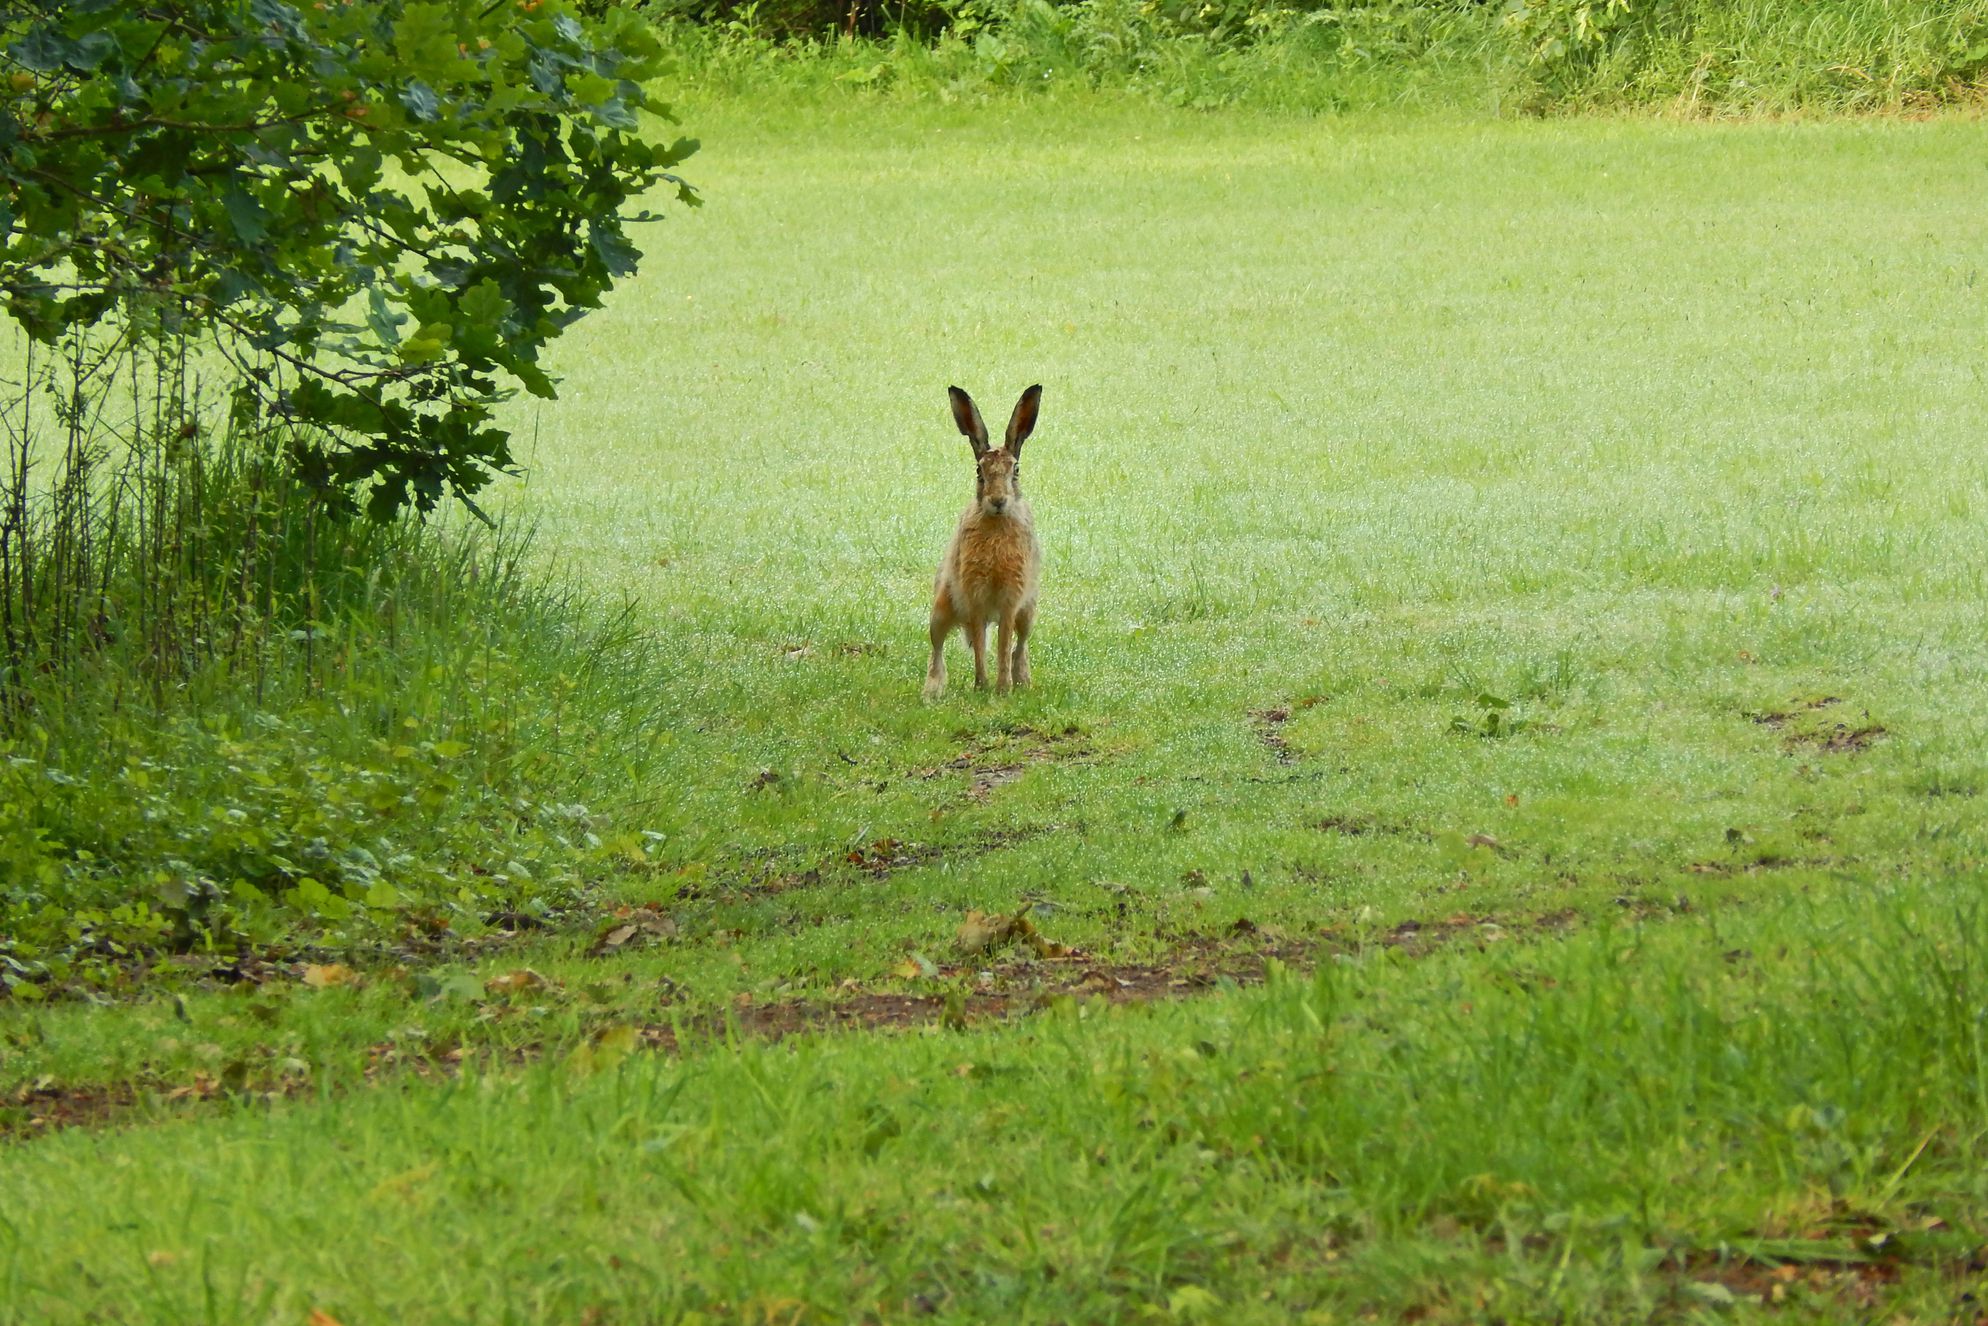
[642,0,1988,113]
[0,0,696,516]
[0,1,694,997]
[0,378,670,1000]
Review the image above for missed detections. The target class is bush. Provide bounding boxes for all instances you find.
[0,0,696,517]
[0,0,696,999]
[0,337,669,1000]
[636,0,1988,113]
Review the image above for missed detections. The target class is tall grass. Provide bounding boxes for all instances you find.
[0,330,669,999]
[644,0,1988,113]
[2,330,403,713]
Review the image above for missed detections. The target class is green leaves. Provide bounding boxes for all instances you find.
[0,0,696,517]
[220,185,271,245]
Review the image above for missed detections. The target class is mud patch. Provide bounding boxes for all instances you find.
[1250,706,1296,765]
[3,1080,143,1135]
[1688,853,1834,876]
[728,825,1060,901]
[0,902,1673,1142]
[1653,1233,1980,1316]
[1749,696,1886,757]
[1749,696,1841,728]
[647,936,1317,1052]
[657,906,1593,1046]
[1314,814,1430,841]
[1366,908,1576,958]
[966,764,1026,802]
[912,721,1099,803]
[6,904,583,1006]
[1802,723,1887,755]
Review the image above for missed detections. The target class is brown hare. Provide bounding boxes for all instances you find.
[924,384,1043,699]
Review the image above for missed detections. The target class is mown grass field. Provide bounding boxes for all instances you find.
[5,100,1988,1322]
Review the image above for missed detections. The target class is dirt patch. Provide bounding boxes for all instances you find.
[644,934,1314,1052]
[648,906,1596,1047]
[720,825,1059,902]
[1802,723,1887,755]
[911,722,1099,803]
[1366,907,1578,957]
[3,902,1601,1142]
[1748,697,1886,756]
[1250,706,1296,765]
[1,937,1303,1140]
[1750,696,1841,728]
[1247,697,1326,766]
[3,1080,144,1134]
[840,824,1057,879]
[1314,814,1430,842]
[4,902,583,1006]
[966,764,1026,802]
[1652,1238,1979,1317]
[1688,853,1835,876]
[842,836,949,875]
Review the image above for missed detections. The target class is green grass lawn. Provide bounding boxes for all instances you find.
[5,98,1988,1322]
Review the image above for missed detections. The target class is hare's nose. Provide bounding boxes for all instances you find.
[989,497,1008,511]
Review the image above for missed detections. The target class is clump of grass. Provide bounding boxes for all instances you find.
[0,333,669,999]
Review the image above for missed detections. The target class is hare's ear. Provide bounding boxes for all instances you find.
[1005,384,1042,458]
[949,386,990,457]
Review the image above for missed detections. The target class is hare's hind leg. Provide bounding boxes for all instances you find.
[1011,601,1034,689]
[924,590,955,700]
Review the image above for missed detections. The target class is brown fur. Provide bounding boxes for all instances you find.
[925,385,1043,698]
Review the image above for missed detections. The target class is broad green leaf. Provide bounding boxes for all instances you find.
[219,185,270,244]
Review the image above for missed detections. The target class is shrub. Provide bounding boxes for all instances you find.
[0,0,696,517]
[636,0,1988,113]
[0,336,669,1001]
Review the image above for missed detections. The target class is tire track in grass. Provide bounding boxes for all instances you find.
[0,901,1615,1141]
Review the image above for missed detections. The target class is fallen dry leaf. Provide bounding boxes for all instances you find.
[891,953,939,980]
[588,907,679,957]
[485,968,550,997]
[566,1023,641,1076]
[955,910,1009,955]
[308,1312,347,1326]
[368,1162,440,1203]
[954,905,1077,959]
[301,963,356,990]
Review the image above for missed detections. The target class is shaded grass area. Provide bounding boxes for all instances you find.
[0,491,666,996]
[4,103,1988,1318]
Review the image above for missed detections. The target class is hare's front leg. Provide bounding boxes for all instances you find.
[995,612,1016,694]
[1011,601,1034,689]
[924,591,955,700]
[966,618,990,690]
